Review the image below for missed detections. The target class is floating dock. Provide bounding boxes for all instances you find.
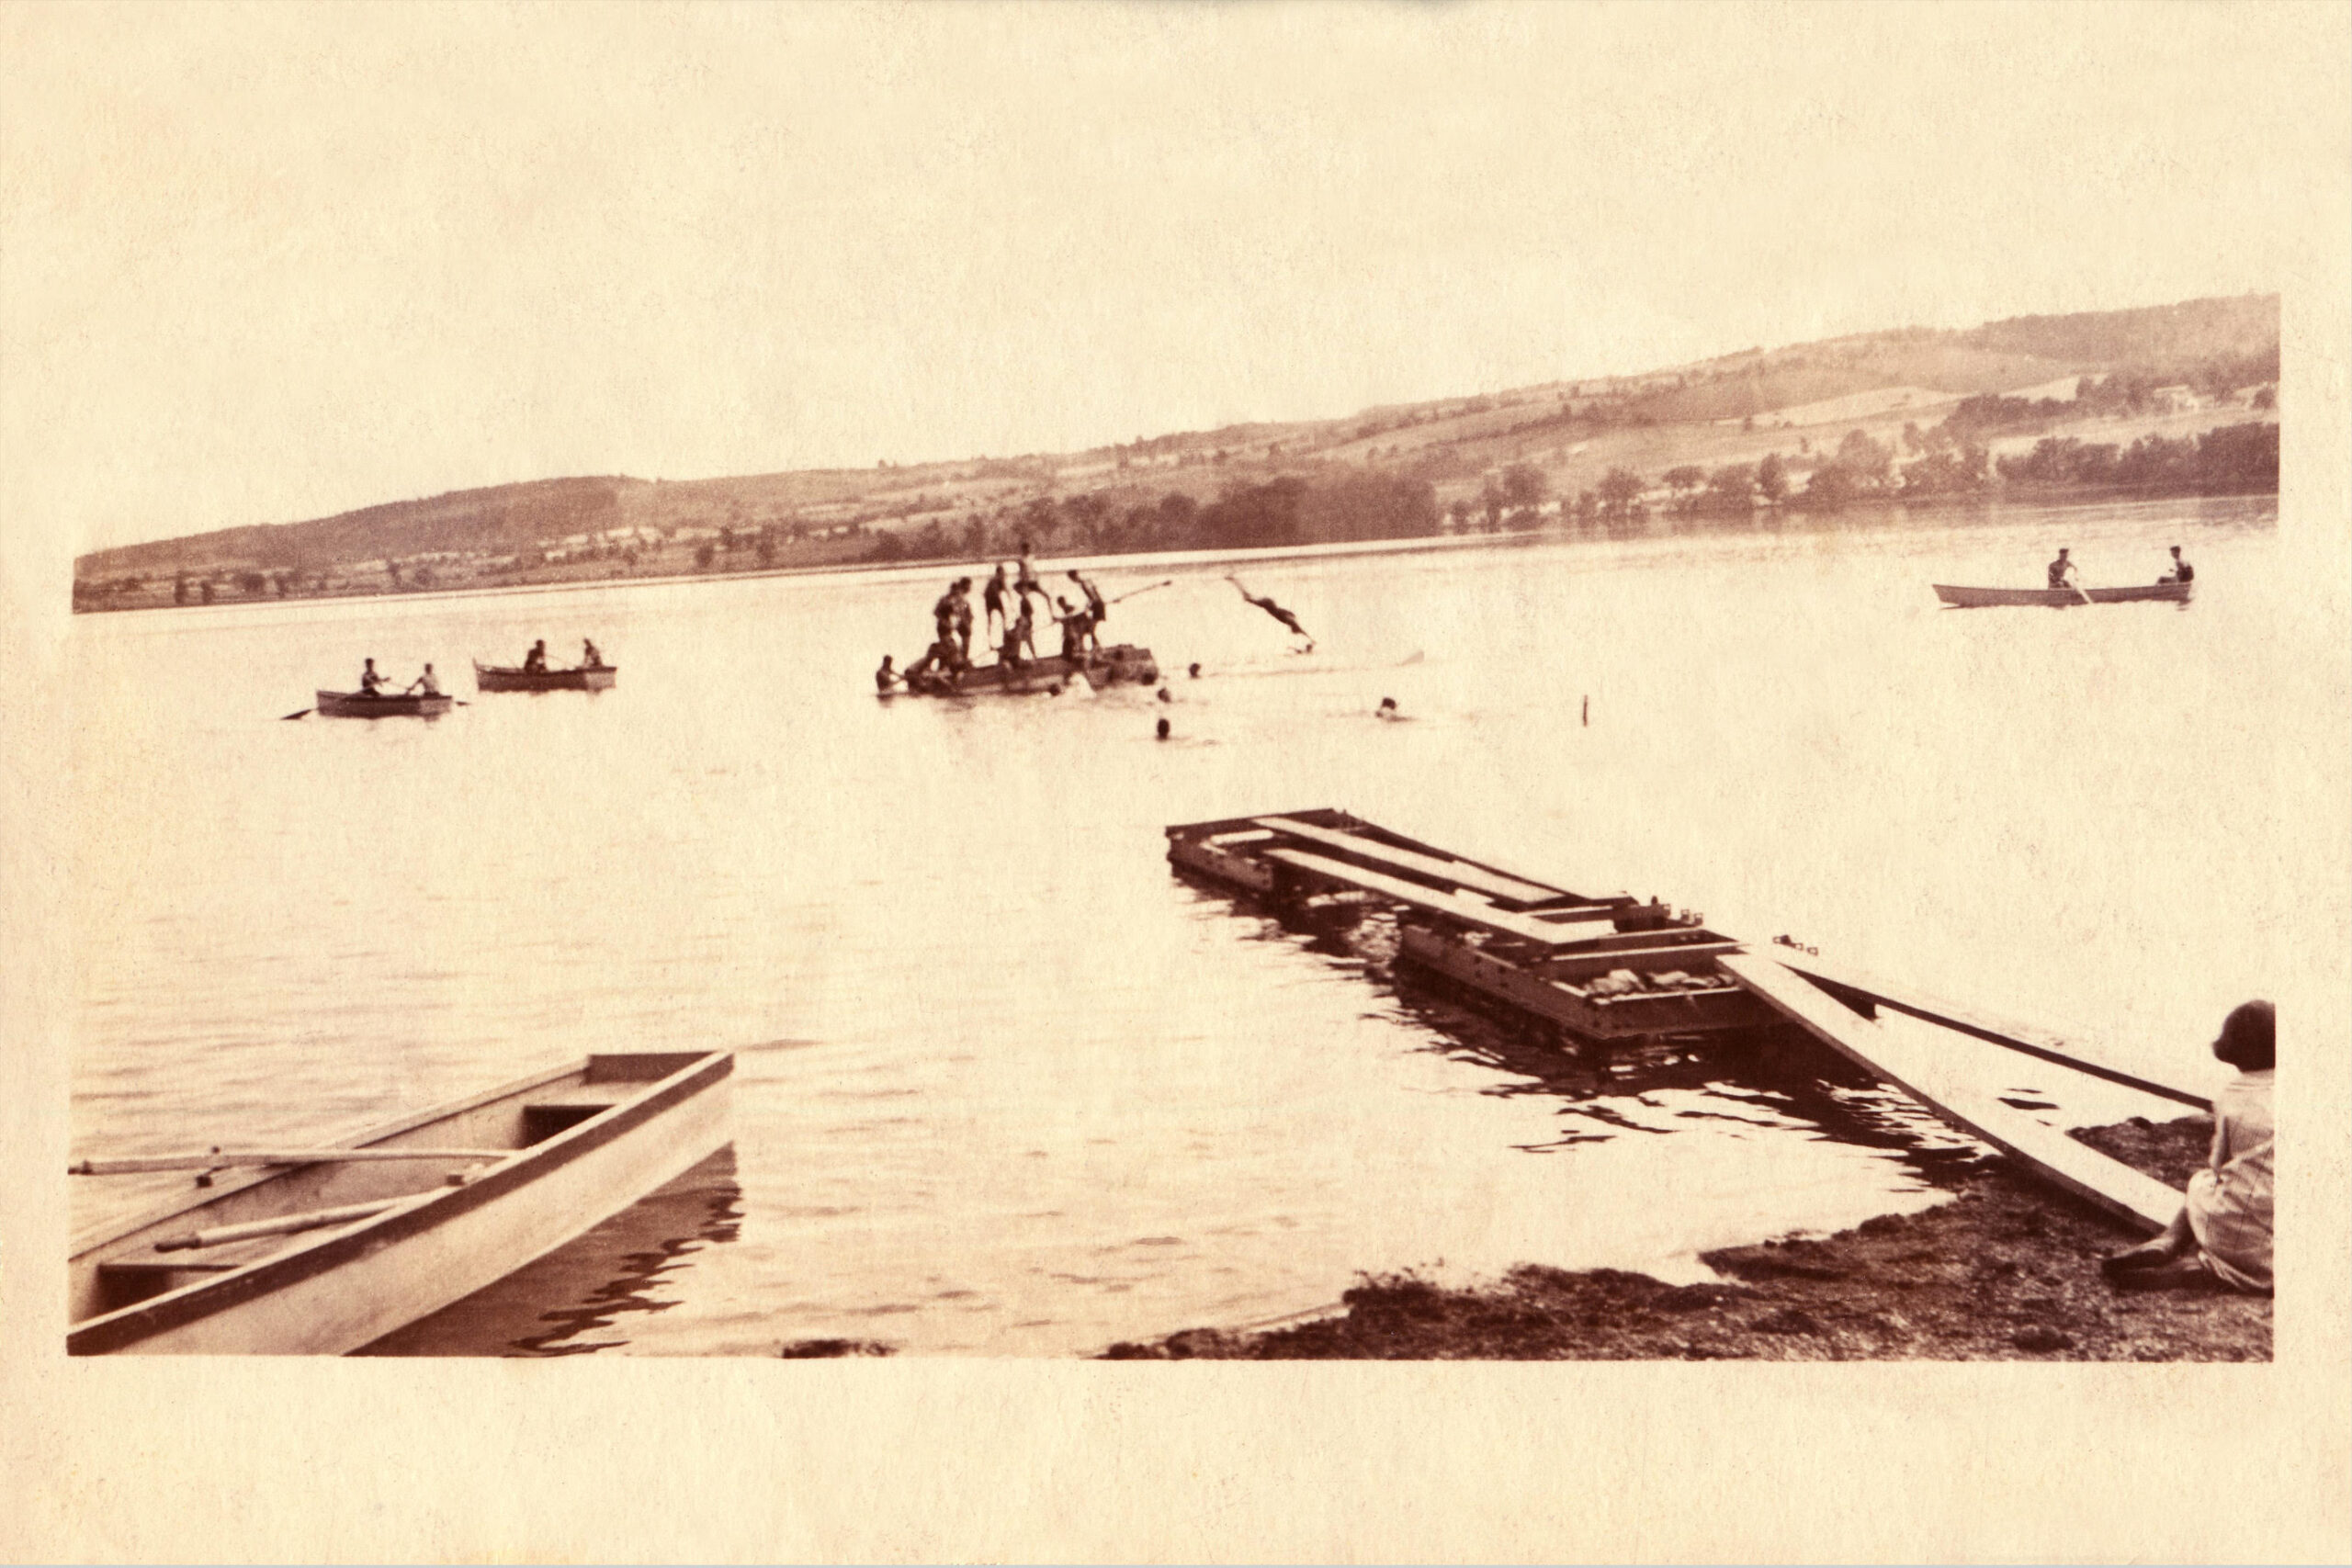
[1166,809,2205,1235]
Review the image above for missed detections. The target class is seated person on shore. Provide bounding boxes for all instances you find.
[2101,999,2273,1294]
[2159,546,2194,584]
[406,662,441,696]
[357,657,389,696]
[581,638,604,669]
[523,638,548,672]
[2046,548,2078,592]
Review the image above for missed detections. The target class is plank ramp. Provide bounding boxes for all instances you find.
[1719,952,2183,1235]
[1254,816,1571,905]
[1762,945,2208,1109]
[1261,848,1616,947]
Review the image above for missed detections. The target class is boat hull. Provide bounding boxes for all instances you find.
[68,1051,731,1355]
[314,689,454,717]
[1931,581,2192,608]
[892,643,1159,696]
[473,662,618,692]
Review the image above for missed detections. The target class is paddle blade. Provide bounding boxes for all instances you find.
[280,708,311,721]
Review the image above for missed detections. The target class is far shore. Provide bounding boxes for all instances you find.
[70,486,2276,621]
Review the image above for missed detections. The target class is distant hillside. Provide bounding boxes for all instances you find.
[74,291,2277,610]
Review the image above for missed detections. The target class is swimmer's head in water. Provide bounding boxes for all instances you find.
[1155,717,1170,739]
[1188,663,1202,678]
[1378,697,1396,711]
[1157,687,1171,702]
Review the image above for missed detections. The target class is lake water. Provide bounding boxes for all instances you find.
[70,494,2281,1355]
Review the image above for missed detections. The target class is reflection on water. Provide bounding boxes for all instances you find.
[71,495,2276,1354]
[358,1150,742,1357]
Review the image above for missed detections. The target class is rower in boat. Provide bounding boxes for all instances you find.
[523,639,549,673]
[405,662,442,696]
[357,658,390,698]
[2047,549,2078,592]
[2159,546,2194,585]
[1227,576,1315,651]
[1069,570,1107,651]
[876,654,900,693]
[2102,1000,2272,1293]
[581,638,605,669]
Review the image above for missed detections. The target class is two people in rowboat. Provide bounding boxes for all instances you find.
[2101,999,2272,1294]
[2158,545,2195,585]
[1228,577,1314,650]
[356,658,437,698]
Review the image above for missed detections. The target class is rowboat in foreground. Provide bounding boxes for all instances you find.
[1931,581,2193,609]
[314,688,456,718]
[69,1050,732,1355]
[473,660,618,692]
[890,643,1160,697]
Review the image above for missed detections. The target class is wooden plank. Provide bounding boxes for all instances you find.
[1760,946,2208,1109]
[1254,816,1570,905]
[1261,848,1613,946]
[1720,953,2183,1234]
[70,1147,514,1176]
[1542,941,1742,983]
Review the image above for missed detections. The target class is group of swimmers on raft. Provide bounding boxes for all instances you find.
[888,560,1114,691]
[878,566,1317,694]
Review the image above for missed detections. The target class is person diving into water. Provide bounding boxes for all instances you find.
[1227,577,1314,650]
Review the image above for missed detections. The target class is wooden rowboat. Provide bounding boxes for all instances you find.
[68,1050,732,1355]
[314,688,455,717]
[1931,581,2192,608]
[473,660,618,692]
[890,643,1159,697]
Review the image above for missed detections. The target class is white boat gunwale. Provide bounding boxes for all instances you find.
[67,1049,731,1357]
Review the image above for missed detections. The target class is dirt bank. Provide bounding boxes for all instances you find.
[1102,1116,2269,1361]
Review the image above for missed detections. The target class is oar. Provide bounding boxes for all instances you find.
[153,1197,410,1252]
[1108,580,1174,604]
[280,708,312,721]
[71,1146,512,1176]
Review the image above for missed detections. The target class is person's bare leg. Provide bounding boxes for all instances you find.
[2102,1209,2193,1277]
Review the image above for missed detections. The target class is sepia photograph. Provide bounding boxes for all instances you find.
[5,2,2346,1561]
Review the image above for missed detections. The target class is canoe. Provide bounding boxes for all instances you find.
[890,643,1159,697]
[68,1050,732,1355]
[315,688,455,717]
[474,660,618,692]
[1931,581,2192,608]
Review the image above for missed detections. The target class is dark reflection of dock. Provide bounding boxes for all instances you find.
[1167,809,2203,1233]
[356,1148,741,1357]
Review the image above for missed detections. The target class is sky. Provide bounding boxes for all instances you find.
[3,2,2345,552]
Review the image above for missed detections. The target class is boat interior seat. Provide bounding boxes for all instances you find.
[521,1100,616,1144]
